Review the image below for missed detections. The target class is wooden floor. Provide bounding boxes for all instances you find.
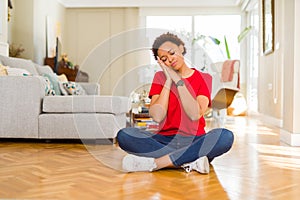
[1,116,300,200]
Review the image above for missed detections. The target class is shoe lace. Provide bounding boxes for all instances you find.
[182,163,194,173]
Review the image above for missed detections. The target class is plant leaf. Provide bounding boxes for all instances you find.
[238,26,253,43]
[224,36,231,59]
[209,36,221,45]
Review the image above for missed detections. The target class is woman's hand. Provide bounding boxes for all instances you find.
[157,56,181,84]
[157,56,172,82]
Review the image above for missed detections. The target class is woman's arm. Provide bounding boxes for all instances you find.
[177,84,209,121]
[149,79,172,123]
[162,65,209,121]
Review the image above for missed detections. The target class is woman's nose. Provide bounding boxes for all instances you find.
[167,55,173,62]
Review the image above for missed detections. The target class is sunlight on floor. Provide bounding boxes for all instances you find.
[252,143,300,170]
[253,143,300,157]
[210,116,300,200]
[259,154,300,170]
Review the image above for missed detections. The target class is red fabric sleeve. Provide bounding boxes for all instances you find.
[195,71,212,107]
[148,71,165,98]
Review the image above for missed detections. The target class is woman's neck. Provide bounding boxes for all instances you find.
[179,65,194,78]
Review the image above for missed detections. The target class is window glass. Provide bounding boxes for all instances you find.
[146,15,241,72]
[195,15,241,62]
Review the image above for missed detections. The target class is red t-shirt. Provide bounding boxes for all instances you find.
[149,68,211,136]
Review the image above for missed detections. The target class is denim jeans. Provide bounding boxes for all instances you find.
[117,127,234,167]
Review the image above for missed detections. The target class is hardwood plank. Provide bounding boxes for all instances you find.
[0,116,300,199]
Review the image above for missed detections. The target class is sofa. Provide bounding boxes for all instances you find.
[0,55,130,140]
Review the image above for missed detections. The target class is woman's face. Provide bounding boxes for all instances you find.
[157,41,185,70]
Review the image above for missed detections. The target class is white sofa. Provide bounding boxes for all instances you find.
[0,55,130,140]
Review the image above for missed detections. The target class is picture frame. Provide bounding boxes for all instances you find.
[262,0,274,55]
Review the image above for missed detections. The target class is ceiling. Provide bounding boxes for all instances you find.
[58,0,248,8]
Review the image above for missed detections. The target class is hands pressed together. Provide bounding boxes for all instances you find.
[156,56,181,86]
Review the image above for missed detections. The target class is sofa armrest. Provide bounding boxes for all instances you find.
[0,76,45,138]
[79,82,100,95]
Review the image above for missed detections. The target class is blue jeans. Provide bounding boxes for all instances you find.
[117,127,234,167]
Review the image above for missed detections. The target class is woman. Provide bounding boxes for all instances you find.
[117,32,234,173]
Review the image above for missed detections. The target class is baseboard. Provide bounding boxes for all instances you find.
[280,129,300,146]
[250,112,283,128]
[250,113,300,146]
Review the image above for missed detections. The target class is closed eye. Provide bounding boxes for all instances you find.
[160,49,175,62]
[169,49,175,55]
[160,56,167,62]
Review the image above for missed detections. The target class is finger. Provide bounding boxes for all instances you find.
[156,56,164,66]
[156,56,161,63]
[157,56,162,61]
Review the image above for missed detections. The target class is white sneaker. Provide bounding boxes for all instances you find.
[122,154,157,172]
[182,156,210,174]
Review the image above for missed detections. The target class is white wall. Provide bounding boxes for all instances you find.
[280,0,300,146]
[9,0,65,64]
[33,0,65,65]
[255,0,300,145]
[9,0,34,59]
[258,0,283,121]
[0,0,8,56]
[293,0,300,134]
[64,8,150,96]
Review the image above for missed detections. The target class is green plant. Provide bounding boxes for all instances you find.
[192,35,221,45]
[224,36,231,59]
[222,26,253,59]
[226,26,253,59]
[188,25,253,60]
[238,26,253,43]
[192,34,231,59]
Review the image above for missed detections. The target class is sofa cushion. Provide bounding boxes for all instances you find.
[40,76,56,96]
[6,67,31,76]
[57,74,68,82]
[62,82,87,95]
[35,64,53,75]
[42,73,62,95]
[43,95,130,114]
[0,55,38,75]
[39,113,126,139]
[0,64,8,76]
[56,74,69,95]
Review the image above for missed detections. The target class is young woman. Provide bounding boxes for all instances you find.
[117,32,234,173]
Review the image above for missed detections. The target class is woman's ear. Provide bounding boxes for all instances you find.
[179,45,184,54]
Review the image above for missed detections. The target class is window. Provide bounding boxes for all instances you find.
[146,15,241,72]
[195,15,241,61]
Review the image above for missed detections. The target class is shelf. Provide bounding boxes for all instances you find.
[131,112,159,131]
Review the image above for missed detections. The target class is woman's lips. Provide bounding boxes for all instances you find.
[171,61,177,67]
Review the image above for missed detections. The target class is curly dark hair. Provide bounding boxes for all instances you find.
[151,32,186,60]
